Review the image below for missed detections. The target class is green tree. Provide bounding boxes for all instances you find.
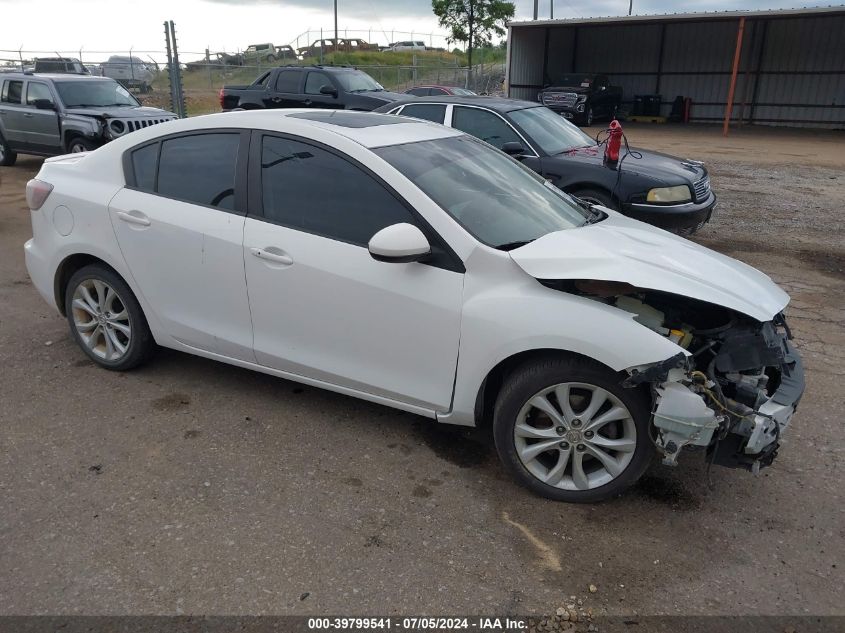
[432,0,515,71]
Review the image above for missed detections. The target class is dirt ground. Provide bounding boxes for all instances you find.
[0,124,843,620]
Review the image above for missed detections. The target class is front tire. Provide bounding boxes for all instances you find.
[66,137,98,154]
[0,134,17,166]
[493,356,653,503]
[572,187,617,211]
[65,264,155,371]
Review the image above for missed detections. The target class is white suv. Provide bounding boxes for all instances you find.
[23,110,803,502]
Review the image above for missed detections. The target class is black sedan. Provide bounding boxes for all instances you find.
[375,96,716,234]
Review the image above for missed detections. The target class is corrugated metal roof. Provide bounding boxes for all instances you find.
[509,5,845,28]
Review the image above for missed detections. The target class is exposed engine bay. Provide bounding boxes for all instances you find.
[544,279,805,474]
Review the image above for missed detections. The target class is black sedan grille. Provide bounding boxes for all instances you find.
[693,176,710,202]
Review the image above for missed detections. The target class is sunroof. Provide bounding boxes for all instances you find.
[287,111,405,128]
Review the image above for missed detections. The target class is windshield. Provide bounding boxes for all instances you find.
[375,135,589,249]
[552,74,591,86]
[510,106,596,155]
[55,80,139,108]
[335,71,384,92]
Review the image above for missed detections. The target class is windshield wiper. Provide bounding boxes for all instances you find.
[496,239,535,251]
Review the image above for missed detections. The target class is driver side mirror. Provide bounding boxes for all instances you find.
[319,85,338,97]
[502,142,527,159]
[33,99,55,110]
[368,223,431,263]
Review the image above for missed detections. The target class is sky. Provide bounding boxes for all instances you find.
[0,0,828,63]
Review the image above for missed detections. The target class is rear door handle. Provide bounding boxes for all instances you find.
[250,247,293,265]
[115,210,151,227]
[23,113,34,118]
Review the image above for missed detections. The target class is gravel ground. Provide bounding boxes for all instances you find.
[0,125,843,621]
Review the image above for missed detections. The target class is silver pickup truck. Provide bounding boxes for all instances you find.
[0,72,176,166]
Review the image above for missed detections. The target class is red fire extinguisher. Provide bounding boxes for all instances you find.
[605,119,623,163]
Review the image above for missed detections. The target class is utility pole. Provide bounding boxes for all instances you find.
[551,0,554,19]
[334,0,339,52]
[628,0,633,16]
[533,0,538,20]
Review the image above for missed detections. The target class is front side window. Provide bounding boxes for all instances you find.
[26,82,53,105]
[260,135,415,246]
[451,106,522,150]
[400,104,446,124]
[1,80,23,104]
[305,72,332,95]
[157,134,239,209]
[375,135,588,249]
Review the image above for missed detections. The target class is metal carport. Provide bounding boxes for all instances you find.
[506,6,845,129]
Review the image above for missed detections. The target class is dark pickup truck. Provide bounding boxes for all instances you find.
[538,74,622,126]
[219,65,406,111]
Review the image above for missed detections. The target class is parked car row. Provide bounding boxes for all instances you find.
[18,108,804,503]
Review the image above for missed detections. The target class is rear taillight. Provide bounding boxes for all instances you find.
[219,88,225,108]
[26,179,54,210]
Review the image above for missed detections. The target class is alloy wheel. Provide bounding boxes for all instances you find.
[513,382,637,490]
[71,279,132,361]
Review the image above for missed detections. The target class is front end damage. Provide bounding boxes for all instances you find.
[548,280,805,474]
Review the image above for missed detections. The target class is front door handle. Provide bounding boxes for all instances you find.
[115,210,151,226]
[303,99,312,106]
[250,247,293,265]
[23,113,34,118]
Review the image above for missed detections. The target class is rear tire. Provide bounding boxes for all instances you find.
[572,187,617,211]
[65,264,155,371]
[493,355,653,503]
[0,134,17,166]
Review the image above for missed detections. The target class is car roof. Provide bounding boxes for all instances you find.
[0,72,112,81]
[383,95,542,113]
[106,109,462,151]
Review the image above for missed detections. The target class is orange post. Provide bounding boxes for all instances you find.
[723,17,746,137]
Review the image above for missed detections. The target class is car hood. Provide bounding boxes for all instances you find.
[554,146,705,185]
[64,105,176,118]
[355,90,406,104]
[509,211,789,322]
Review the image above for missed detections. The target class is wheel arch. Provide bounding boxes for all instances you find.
[473,348,650,430]
[54,253,120,316]
[562,182,620,207]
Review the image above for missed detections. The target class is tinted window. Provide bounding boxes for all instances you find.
[1,80,22,104]
[157,134,239,210]
[401,104,446,124]
[131,143,158,191]
[451,107,522,150]
[305,72,332,95]
[275,70,300,92]
[406,87,430,97]
[26,82,52,105]
[261,135,414,246]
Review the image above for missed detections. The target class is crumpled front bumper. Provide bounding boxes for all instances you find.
[711,339,804,471]
[644,329,804,473]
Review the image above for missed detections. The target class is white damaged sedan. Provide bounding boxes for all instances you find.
[23,110,804,502]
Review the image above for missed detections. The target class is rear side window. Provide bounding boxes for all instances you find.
[260,135,415,246]
[1,80,23,104]
[274,70,300,92]
[131,143,158,191]
[401,104,446,124]
[451,106,522,150]
[157,134,240,209]
[406,87,430,97]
